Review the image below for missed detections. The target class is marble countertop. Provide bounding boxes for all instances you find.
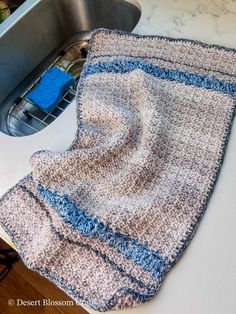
[0,0,236,313]
[135,0,236,48]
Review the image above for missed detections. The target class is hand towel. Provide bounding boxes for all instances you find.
[0,29,236,311]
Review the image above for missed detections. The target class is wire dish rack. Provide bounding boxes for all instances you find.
[7,41,88,137]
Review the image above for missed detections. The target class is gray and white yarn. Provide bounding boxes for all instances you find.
[0,29,236,311]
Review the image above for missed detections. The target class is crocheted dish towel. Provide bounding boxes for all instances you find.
[1,29,236,311]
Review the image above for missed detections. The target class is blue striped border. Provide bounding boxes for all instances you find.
[17,184,155,291]
[0,216,156,312]
[83,59,236,96]
[37,185,167,279]
[91,53,236,79]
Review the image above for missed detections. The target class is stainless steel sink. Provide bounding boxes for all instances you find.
[0,0,141,136]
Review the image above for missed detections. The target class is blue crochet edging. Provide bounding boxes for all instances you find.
[37,185,167,280]
[83,59,236,96]
[90,28,236,55]
[37,267,154,311]
[164,82,236,269]
[0,218,155,312]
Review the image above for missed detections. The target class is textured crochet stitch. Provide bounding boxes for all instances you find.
[0,29,236,311]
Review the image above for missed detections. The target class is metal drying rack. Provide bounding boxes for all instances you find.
[7,41,87,137]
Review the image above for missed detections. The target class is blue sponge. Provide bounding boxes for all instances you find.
[27,67,75,113]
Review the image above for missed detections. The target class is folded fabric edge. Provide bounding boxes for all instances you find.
[0,217,158,311]
[0,176,166,311]
[88,28,236,56]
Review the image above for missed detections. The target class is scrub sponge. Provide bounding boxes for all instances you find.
[27,67,75,113]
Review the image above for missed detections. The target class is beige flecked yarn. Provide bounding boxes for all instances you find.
[0,29,236,311]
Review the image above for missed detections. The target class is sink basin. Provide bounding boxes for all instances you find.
[0,0,141,136]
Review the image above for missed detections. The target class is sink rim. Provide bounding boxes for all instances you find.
[0,0,142,36]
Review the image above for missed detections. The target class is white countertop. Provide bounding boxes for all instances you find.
[0,0,236,313]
